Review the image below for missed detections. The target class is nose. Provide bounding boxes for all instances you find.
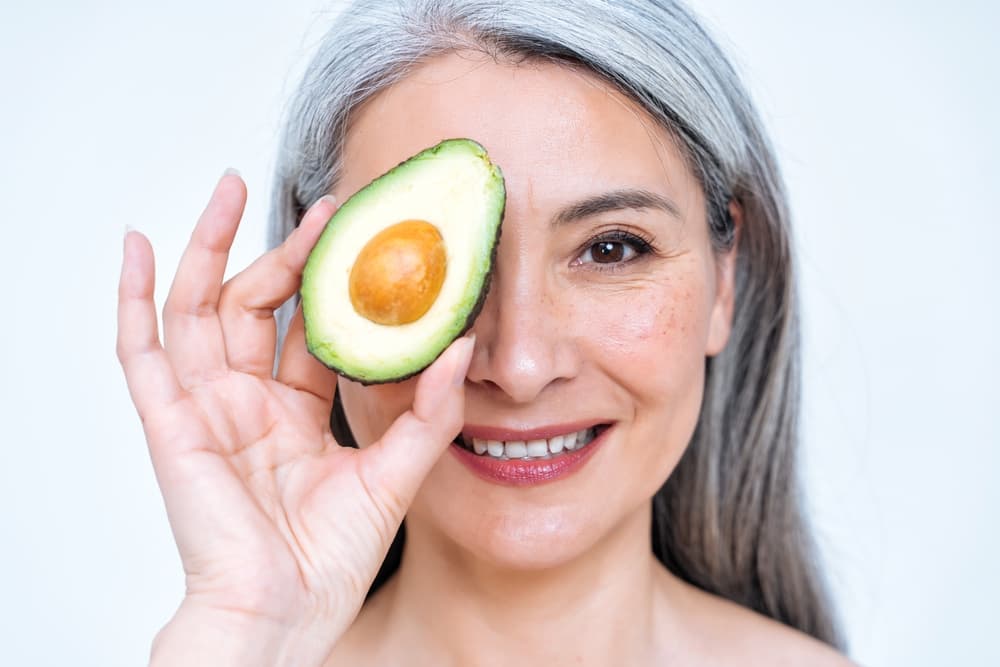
[466,265,580,404]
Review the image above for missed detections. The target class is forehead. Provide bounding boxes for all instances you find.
[339,51,702,218]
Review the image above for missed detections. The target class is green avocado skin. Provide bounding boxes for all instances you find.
[301,138,506,384]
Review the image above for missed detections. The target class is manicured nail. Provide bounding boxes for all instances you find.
[452,334,475,387]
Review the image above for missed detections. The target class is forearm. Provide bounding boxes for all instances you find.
[149,604,337,667]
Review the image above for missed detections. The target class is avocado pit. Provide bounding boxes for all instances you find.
[348,219,447,326]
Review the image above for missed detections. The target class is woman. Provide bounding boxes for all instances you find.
[117,0,854,664]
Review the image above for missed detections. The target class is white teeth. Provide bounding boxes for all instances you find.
[504,441,527,458]
[462,427,601,459]
[526,439,548,457]
[563,430,578,450]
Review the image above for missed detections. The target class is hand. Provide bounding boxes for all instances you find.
[117,172,473,666]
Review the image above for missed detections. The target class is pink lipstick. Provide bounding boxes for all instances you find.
[449,422,611,487]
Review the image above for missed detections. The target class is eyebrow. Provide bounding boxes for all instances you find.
[550,188,682,227]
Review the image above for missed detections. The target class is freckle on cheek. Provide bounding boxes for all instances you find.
[621,306,663,342]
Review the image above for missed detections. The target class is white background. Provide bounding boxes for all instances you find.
[1,1,996,665]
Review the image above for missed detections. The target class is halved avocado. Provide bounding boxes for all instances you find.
[301,138,505,384]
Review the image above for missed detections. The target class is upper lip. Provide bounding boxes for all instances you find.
[460,420,608,442]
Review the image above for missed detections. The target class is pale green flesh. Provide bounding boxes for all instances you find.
[301,138,505,383]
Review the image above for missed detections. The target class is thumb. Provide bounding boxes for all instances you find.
[356,335,474,521]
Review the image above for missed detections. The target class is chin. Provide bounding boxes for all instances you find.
[418,501,603,572]
[407,452,629,572]
[479,506,602,570]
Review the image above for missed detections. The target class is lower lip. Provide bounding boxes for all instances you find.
[449,428,610,487]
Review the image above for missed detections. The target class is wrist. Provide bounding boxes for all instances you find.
[149,601,338,667]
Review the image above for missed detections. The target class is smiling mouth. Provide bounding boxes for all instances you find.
[452,425,610,461]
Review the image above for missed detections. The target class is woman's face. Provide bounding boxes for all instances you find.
[336,52,735,569]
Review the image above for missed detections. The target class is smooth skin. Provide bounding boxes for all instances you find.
[117,53,854,665]
[118,177,474,665]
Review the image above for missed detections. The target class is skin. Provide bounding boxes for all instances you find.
[118,152,475,665]
[330,53,853,666]
[117,52,853,666]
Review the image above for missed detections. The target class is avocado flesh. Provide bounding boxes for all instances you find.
[301,138,505,384]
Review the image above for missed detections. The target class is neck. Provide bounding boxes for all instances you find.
[377,502,673,665]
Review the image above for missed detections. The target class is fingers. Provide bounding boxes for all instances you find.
[275,305,338,404]
[218,195,337,377]
[117,230,183,418]
[357,336,475,520]
[162,171,246,385]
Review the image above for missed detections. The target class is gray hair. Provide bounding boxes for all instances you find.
[269,0,843,649]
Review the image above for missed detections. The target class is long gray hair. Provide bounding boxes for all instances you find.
[269,0,843,649]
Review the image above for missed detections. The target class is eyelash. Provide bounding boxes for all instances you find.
[574,229,656,270]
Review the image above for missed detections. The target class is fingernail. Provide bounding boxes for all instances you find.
[314,194,337,209]
[223,167,241,178]
[123,225,137,252]
[452,334,475,387]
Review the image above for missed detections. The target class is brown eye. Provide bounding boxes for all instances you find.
[592,241,625,263]
[582,240,632,265]
[575,231,653,269]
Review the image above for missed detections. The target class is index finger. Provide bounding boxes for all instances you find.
[217,194,337,377]
[276,305,339,405]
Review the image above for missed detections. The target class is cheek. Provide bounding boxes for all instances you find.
[585,275,711,371]
[584,274,712,472]
[337,377,418,447]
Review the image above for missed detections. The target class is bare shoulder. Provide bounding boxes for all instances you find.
[662,574,856,667]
